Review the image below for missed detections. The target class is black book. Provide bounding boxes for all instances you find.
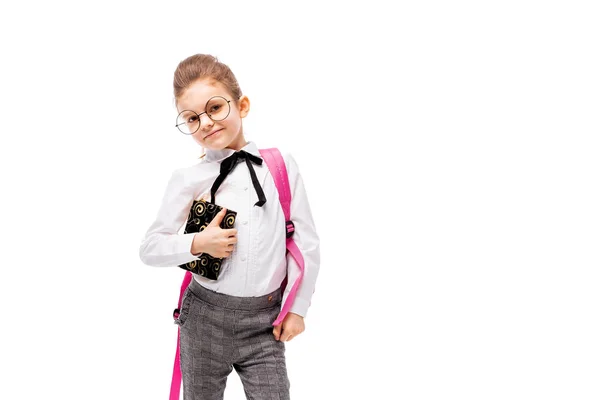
[178,198,237,280]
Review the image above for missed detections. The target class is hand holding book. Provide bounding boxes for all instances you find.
[179,198,238,280]
[191,208,238,258]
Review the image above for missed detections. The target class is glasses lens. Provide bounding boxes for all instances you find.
[176,111,200,134]
[206,97,230,121]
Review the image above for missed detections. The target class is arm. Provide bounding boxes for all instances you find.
[282,152,321,318]
[138,168,204,267]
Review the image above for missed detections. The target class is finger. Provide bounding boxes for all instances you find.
[281,330,294,342]
[273,324,282,341]
[227,236,238,245]
[220,238,236,251]
[223,228,237,237]
[207,208,227,227]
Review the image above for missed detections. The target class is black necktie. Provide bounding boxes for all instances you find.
[209,150,267,207]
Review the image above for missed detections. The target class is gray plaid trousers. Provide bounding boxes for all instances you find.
[175,277,291,400]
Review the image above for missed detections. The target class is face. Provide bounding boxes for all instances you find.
[176,79,250,151]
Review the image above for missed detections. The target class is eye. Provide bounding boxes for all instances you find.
[187,115,199,123]
[209,104,221,113]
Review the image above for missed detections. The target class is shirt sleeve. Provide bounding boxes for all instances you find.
[138,168,201,268]
[281,152,321,318]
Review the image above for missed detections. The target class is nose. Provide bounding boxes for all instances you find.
[199,113,214,131]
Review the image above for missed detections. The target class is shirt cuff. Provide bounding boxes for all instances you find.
[139,232,201,268]
[288,297,310,318]
[183,233,201,258]
[168,232,202,266]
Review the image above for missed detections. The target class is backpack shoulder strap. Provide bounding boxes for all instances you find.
[258,148,305,326]
[259,148,292,220]
[169,271,192,400]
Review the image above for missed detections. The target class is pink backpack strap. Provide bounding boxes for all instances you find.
[259,148,305,326]
[169,271,192,400]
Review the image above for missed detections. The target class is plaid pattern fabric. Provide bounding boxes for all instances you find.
[176,278,290,399]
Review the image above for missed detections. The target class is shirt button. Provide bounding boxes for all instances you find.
[241,256,246,261]
[244,186,248,191]
[242,221,248,225]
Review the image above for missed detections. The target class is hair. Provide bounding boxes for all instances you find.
[173,54,242,107]
[173,54,243,159]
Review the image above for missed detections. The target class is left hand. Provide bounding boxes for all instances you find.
[273,312,305,342]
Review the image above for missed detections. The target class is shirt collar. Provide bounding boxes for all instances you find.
[204,140,261,163]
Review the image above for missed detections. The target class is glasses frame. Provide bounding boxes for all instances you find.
[175,95,233,135]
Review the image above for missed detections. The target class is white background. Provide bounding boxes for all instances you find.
[1,1,599,399]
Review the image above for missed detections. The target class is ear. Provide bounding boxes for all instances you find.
[238,95,250,118]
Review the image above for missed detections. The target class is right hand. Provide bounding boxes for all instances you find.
[193,208,238,258]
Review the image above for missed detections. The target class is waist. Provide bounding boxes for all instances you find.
[189,277,282,311]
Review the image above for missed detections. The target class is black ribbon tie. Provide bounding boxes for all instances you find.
[209,150,267,207]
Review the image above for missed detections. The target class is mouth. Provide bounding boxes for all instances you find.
[204,129,223,140]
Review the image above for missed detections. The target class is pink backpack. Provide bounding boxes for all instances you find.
[169,148,306,400]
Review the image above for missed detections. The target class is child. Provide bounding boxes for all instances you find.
[138,54,320,400]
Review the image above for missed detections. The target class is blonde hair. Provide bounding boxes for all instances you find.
[173,54,244,159]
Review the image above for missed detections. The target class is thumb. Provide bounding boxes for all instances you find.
[208,208,227,227]
[273,323,282,341]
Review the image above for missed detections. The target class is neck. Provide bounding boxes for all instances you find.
[226,134,248,151]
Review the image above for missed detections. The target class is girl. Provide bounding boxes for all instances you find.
[138,54,320,400]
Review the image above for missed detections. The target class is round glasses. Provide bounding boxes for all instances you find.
[175,96,232,135]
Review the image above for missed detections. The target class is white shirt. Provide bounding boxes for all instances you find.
[138,141,320,317]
